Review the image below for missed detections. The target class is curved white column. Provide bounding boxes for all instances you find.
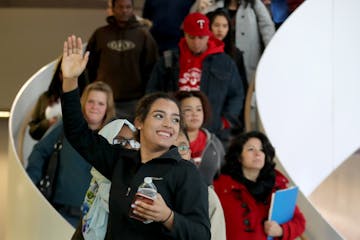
[7,60,74,240]
[256,0,360,238]
[257,0,360,198]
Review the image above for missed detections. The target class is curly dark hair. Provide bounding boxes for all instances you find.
[222,131,276,179]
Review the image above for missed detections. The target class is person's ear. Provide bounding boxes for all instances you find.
[134,117,142,131]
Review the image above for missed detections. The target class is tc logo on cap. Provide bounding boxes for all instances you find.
[197,19,205,29]
[183,12,212,36]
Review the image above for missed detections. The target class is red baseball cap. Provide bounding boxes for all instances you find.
[183,13,212,36]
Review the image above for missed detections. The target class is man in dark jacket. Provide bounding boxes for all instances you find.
[143,0,195,54]
[146,13,245,145]
[86,0,158,121]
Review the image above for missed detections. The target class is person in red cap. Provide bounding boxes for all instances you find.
[146,12,245,147]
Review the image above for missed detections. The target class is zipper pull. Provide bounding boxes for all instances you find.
[126,187,131,196]
[151,177,163,181]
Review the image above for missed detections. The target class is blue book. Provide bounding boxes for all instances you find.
[267,186,299,240]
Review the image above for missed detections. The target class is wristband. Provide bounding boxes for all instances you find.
[161,210,173,223]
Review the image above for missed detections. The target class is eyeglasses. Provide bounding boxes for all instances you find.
[113,138,140,150]
[177,144,190,155]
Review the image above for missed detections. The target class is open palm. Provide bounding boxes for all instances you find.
[61,35,89,79]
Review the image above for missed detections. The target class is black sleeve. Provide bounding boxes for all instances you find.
[235,48,248,91]
[164,163,211,240]
[222,57,244,127]
[146,57,166,93]
[146,51,180,93]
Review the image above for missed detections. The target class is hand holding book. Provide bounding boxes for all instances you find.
[264,220,283,238]
[267,186,299,240]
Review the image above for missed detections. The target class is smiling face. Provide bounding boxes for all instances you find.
[84,90,108,130]
[210,15,229,41]
[180,96,204,131]
[136,98,180,152]
[240,137,266,175]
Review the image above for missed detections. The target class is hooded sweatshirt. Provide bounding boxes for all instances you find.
[86,15,158,101]
[178,36,224,91]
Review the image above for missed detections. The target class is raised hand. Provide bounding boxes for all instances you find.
[61,35,89,92]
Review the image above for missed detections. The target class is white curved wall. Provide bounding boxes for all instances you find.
[7,61,74,240]
[257,0,360,238]
[257,0,360,196]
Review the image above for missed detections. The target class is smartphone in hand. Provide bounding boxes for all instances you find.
[129,192,154,222]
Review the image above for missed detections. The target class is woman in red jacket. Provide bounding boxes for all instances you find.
[214,131,305,239]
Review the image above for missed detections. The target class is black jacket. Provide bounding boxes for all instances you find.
[62,89,210,240]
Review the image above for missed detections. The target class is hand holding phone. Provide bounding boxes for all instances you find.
[129,192,155,222]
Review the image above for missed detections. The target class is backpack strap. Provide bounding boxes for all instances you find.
[38,132,64,202]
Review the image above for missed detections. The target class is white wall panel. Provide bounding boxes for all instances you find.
[257,0,360,196]
[257,0,334,196]
[257,0,360,238]
[333,0,360,165]
[7,61,74,240]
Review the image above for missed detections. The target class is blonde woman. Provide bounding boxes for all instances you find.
[26,81,115,227]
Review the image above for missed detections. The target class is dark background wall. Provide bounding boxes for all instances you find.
[0,0,143,110]
[0,8,105,110]
[0,0,107,8]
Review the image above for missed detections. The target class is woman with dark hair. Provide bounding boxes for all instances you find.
[174,91,225,186]
[60,35,210,239]
[223,0,275,82]
[207,9,248,132]
[207,8,247,90]
[214,131,306,239]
